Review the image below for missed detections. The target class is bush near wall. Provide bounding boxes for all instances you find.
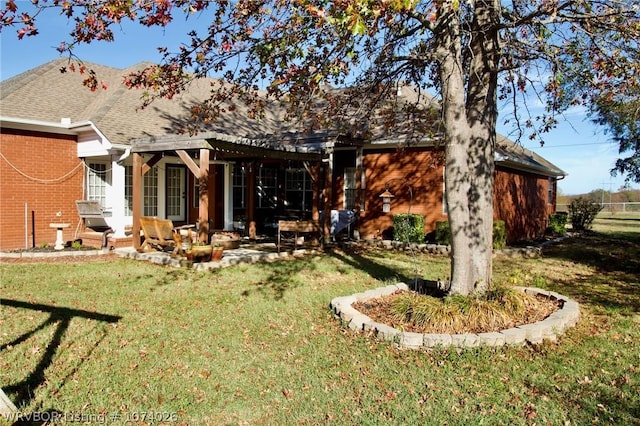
[547,212,569,236]
[392,214,425,243]
[435,220,507,250]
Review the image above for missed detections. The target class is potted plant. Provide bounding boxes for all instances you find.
[210,231,241,250]
[190,241,213,262]
[211,244,224,261]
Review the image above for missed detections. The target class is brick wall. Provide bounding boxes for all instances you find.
[350,148,554,243]
[357,148,447,240]
[494,166,554,243]
[0,128,83,251]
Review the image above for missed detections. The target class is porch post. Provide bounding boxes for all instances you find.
[198,149,210,242]
[224,162,233,230]
[323,151,333,244]
[311,162,321,221]
[132,153,142,249]
[247,161,256,239]
[355,146,364,240]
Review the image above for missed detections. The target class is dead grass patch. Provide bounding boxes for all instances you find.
[353,287,561,334]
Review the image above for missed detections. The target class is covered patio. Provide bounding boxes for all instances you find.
[129,131,365,251]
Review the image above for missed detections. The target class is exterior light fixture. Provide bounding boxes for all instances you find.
[379,177,418,283]
[379,189,395,213]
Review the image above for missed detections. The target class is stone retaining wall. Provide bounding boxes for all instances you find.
[329,284,580,349]
[345,239,544,258]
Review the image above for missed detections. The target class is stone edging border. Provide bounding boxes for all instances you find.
[0,249,111,259]
[341,234,575,259]
[329,284,580,349]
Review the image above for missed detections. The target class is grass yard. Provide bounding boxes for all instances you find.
[1,214,639,425]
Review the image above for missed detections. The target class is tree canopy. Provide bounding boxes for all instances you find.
[2,0,639,295]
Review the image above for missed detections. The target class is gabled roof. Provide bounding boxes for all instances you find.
[0,59,299,146]
[1,59,566,177]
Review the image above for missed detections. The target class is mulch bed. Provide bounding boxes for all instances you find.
[353,290,562,334]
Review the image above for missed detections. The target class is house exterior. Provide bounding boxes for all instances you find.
[0,60,565,251]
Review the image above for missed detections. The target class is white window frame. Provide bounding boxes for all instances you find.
[143,167,158,216]
[344,167,365,210]
[87,162,109,209]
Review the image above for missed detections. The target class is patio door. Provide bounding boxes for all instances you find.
[166,165,186,222]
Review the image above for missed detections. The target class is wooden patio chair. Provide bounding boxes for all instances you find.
[277,220,322,253]
[139,217,182,254]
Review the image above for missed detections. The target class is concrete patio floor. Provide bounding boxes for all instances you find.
[114,240,321,270]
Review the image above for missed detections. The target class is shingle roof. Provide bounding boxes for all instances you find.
[0,59,297,145]
[1,59,566,177]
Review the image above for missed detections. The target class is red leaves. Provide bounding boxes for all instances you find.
[139,0,174,27]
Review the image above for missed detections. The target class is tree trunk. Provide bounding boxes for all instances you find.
[436,1,500,296]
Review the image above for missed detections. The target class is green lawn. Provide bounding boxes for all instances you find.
[1,216,639,425]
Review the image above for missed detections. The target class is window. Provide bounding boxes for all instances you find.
[87,162,108,208]
[344,167,364,210]
[285,168,313,212]
[123,165,158,216]
[548,177,555,204]
[143,167,158,216]
[233,163,246,209]
[257,166,278,208]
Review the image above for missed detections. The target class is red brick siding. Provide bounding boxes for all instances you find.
[356,148,447,239]
[494,166,555,243]
[0,128,83,250]
[337,148,556,243]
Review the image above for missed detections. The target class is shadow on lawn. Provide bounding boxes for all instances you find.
[328,250,413,283]
[0,299,120,423]
[542,231,640,312]
[237,257,320,300]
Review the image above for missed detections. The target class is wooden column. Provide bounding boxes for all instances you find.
[311,161,321,221]
[198,149,210,242]
[133,153,163,249]
[247,161,257,239]
[354,146,364,239]
[323,152,333,244]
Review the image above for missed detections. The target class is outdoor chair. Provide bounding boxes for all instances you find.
[139,217,183,254]
[75,200,113,248]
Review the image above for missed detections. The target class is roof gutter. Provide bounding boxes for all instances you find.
[496,158,566,178]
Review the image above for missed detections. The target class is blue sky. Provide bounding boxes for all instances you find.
[1,6,635,195]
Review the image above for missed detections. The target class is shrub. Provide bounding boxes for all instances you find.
[392,214,425,243]
[547,212,568,235]
[435,221,451,245]
[568,197,603,231]
[493,220,506,250]
[434,220,506,250]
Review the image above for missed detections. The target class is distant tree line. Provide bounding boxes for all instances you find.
[558,188,640,206]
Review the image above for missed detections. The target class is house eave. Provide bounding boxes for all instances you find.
[0,116,81,135]
[496,158,567,178]
[1,116,127,154]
